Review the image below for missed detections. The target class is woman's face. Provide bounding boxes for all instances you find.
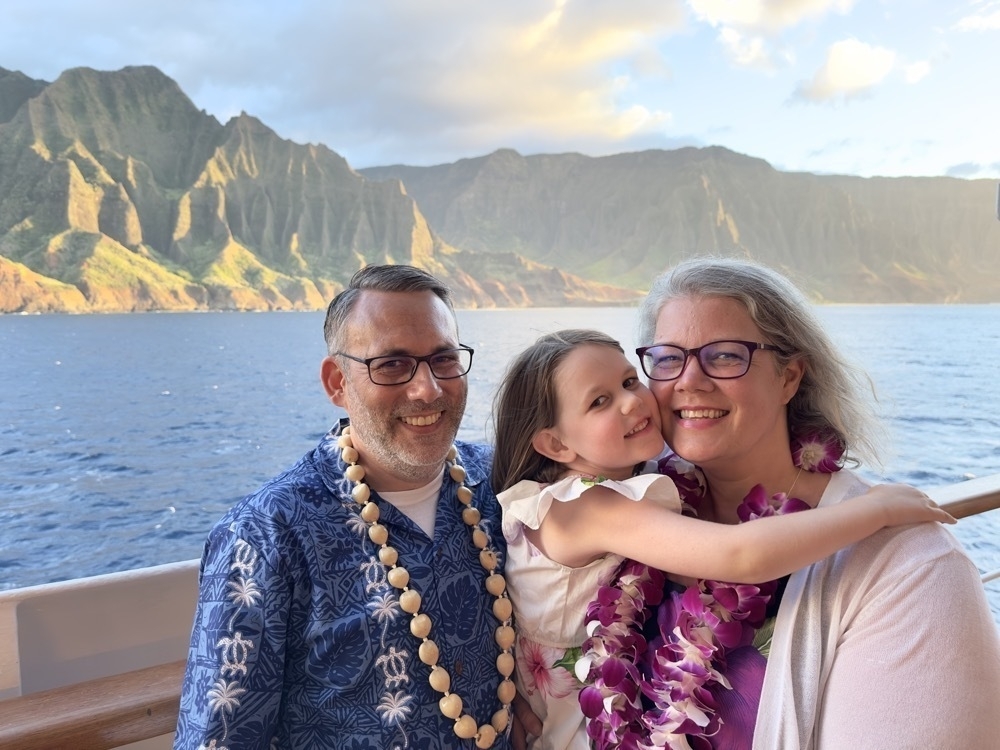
[647,295,804,478]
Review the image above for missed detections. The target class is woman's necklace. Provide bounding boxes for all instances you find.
[338,426,515,748]
[703,466,804,522]
[785,466,803,498]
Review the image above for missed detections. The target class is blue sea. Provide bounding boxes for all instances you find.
[1,306,999,621]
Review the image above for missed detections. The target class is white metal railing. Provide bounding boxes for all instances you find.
[929,472,1000,585]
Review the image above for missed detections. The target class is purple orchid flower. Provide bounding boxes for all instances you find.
[791,431,845,473]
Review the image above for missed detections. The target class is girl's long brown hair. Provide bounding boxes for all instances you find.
[490,329,623,494]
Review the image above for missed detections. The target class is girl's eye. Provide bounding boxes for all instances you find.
[590,395,608,408]
[623,377,638,389]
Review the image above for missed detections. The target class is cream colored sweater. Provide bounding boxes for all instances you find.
[753,470,1000,749]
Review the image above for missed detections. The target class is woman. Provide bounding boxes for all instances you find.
[580,257,1000,749]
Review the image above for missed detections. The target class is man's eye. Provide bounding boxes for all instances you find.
[373,358,411,371]
[430,353,461,367]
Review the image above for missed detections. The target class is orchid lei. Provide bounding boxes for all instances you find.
[577,432,844,750]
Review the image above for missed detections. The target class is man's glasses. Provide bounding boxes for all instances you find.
[636,340,786,381]
[336,345,474,386]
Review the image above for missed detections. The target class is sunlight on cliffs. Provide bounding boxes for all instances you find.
[715,199,740,245]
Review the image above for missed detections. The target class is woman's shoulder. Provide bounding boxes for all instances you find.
[825,470,966,548]
[856,516,969,564]
[819,468,872,503]
[818,469,976,578]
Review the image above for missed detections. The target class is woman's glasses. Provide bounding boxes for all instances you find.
[636,340,786,381]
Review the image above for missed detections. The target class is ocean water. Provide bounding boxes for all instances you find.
[1,305,998,620]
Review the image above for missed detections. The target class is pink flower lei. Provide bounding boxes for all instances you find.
[577,433,844,750]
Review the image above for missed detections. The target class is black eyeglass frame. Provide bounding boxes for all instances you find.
[635,340,787,381]
[335,345,475,386]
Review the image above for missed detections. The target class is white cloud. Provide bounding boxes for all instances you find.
[254,0,689,164]
[718,28,773,68]
[0,0,693,166]
[2,0,995,176]
[943,158,1000,179]
[688,0,854,34]
[687,0,855,33]
[954,1,1000,31]
[904,60,931,84]
[687,0,853,69]
[794,38,896,101]
[359,1,685,152]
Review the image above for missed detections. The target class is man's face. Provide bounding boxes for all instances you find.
[321,289,468,491]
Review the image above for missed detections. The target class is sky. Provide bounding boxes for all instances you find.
[2,0,999,179]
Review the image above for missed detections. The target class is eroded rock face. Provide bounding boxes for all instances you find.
[2,64,997,315]
[362,148,1000,303]
[0,256,89,313]
[0,65,632,313]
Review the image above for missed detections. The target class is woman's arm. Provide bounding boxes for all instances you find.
[810,526,1000,748]
[534,482,953,581]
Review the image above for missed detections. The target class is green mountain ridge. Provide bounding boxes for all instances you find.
[0,65,635,313]
[361,148,1000,303]
[0,65,997,313]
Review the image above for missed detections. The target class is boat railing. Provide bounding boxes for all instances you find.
[927,472,1000,584]
[0,473,998,750]
[0,559,198,750]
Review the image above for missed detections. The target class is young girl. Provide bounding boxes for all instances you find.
[491,329,953,750]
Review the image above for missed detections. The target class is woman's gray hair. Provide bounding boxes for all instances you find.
[638,256,885,468]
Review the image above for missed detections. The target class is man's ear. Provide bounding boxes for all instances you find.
[531,429,576,464]
[321,356,348,407]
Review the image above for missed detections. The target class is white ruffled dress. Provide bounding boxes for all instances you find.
[498,472,680,750]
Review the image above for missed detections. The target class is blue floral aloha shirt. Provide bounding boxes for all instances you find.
[174,419,512,750]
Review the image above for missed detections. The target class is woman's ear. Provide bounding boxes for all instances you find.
[531,429,576,463]
[780,357,806,404]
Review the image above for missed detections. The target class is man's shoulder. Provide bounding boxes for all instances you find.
[456,439,494,485]
[211,437,345,531]
[456,438,493,458]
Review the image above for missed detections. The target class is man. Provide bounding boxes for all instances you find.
[175,265,526,749]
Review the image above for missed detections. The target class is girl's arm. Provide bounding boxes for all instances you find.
[532,482,954,581]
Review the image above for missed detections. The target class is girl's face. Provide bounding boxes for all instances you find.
[648,296,804,479]
[534,344,664,481]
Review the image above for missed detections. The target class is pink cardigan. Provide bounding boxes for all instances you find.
[754,470,1000,749]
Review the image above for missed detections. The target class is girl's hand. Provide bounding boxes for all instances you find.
[862,483,956,526]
